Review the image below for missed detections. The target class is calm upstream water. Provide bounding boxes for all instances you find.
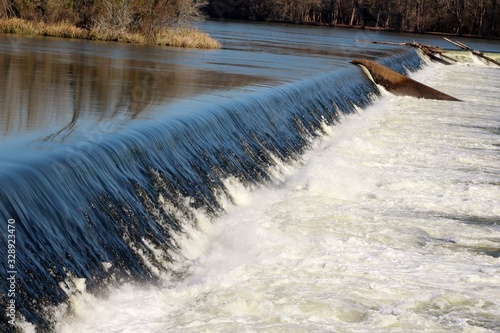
[1,21,499,332]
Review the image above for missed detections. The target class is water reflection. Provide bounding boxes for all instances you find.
[0,39,272,142]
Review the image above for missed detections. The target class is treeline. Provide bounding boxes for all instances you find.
[207,0,500,37]
[2,1,497,39]
[0,0,205,34]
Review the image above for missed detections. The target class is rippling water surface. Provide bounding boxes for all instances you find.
[6,21,498,146]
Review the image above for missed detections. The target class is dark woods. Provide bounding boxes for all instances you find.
[0,0,206,33]
[1,0,498,38]
[207,0,499,37]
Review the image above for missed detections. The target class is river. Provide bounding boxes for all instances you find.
[0,21,499,332]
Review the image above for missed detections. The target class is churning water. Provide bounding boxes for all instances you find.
[1,21,499,332]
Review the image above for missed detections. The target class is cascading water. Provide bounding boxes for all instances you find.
[0,43,422,330]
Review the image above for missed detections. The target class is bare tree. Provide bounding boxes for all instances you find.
[400,0,409,30]
[328,0,337,26]
[349,0,359,26]
[94,0,133,34]
[0,0,17,18]
[488,0,497,36]
[173,0,206,26]
[447,0,466,34]
[468,0,487,35]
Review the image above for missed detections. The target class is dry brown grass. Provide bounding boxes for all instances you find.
[153,27,222,49]
[0,18,221,49]
[0,17,38,35]
[87,28,146,44]
[41,21,87,39]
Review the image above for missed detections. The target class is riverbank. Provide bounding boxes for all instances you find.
[0,18,221,49]
[332,22,500,41]
[263,19,500,41]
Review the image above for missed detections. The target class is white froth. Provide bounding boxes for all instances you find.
[55,62,500,333]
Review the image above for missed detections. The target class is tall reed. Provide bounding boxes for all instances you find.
[0,18,221,49]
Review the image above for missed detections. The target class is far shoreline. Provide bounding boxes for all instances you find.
[209,17,500,42]
[331,23,500,41]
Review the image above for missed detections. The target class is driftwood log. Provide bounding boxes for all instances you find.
[357,38,500,67]
[443,37,500,67]
[355,39,457,65]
